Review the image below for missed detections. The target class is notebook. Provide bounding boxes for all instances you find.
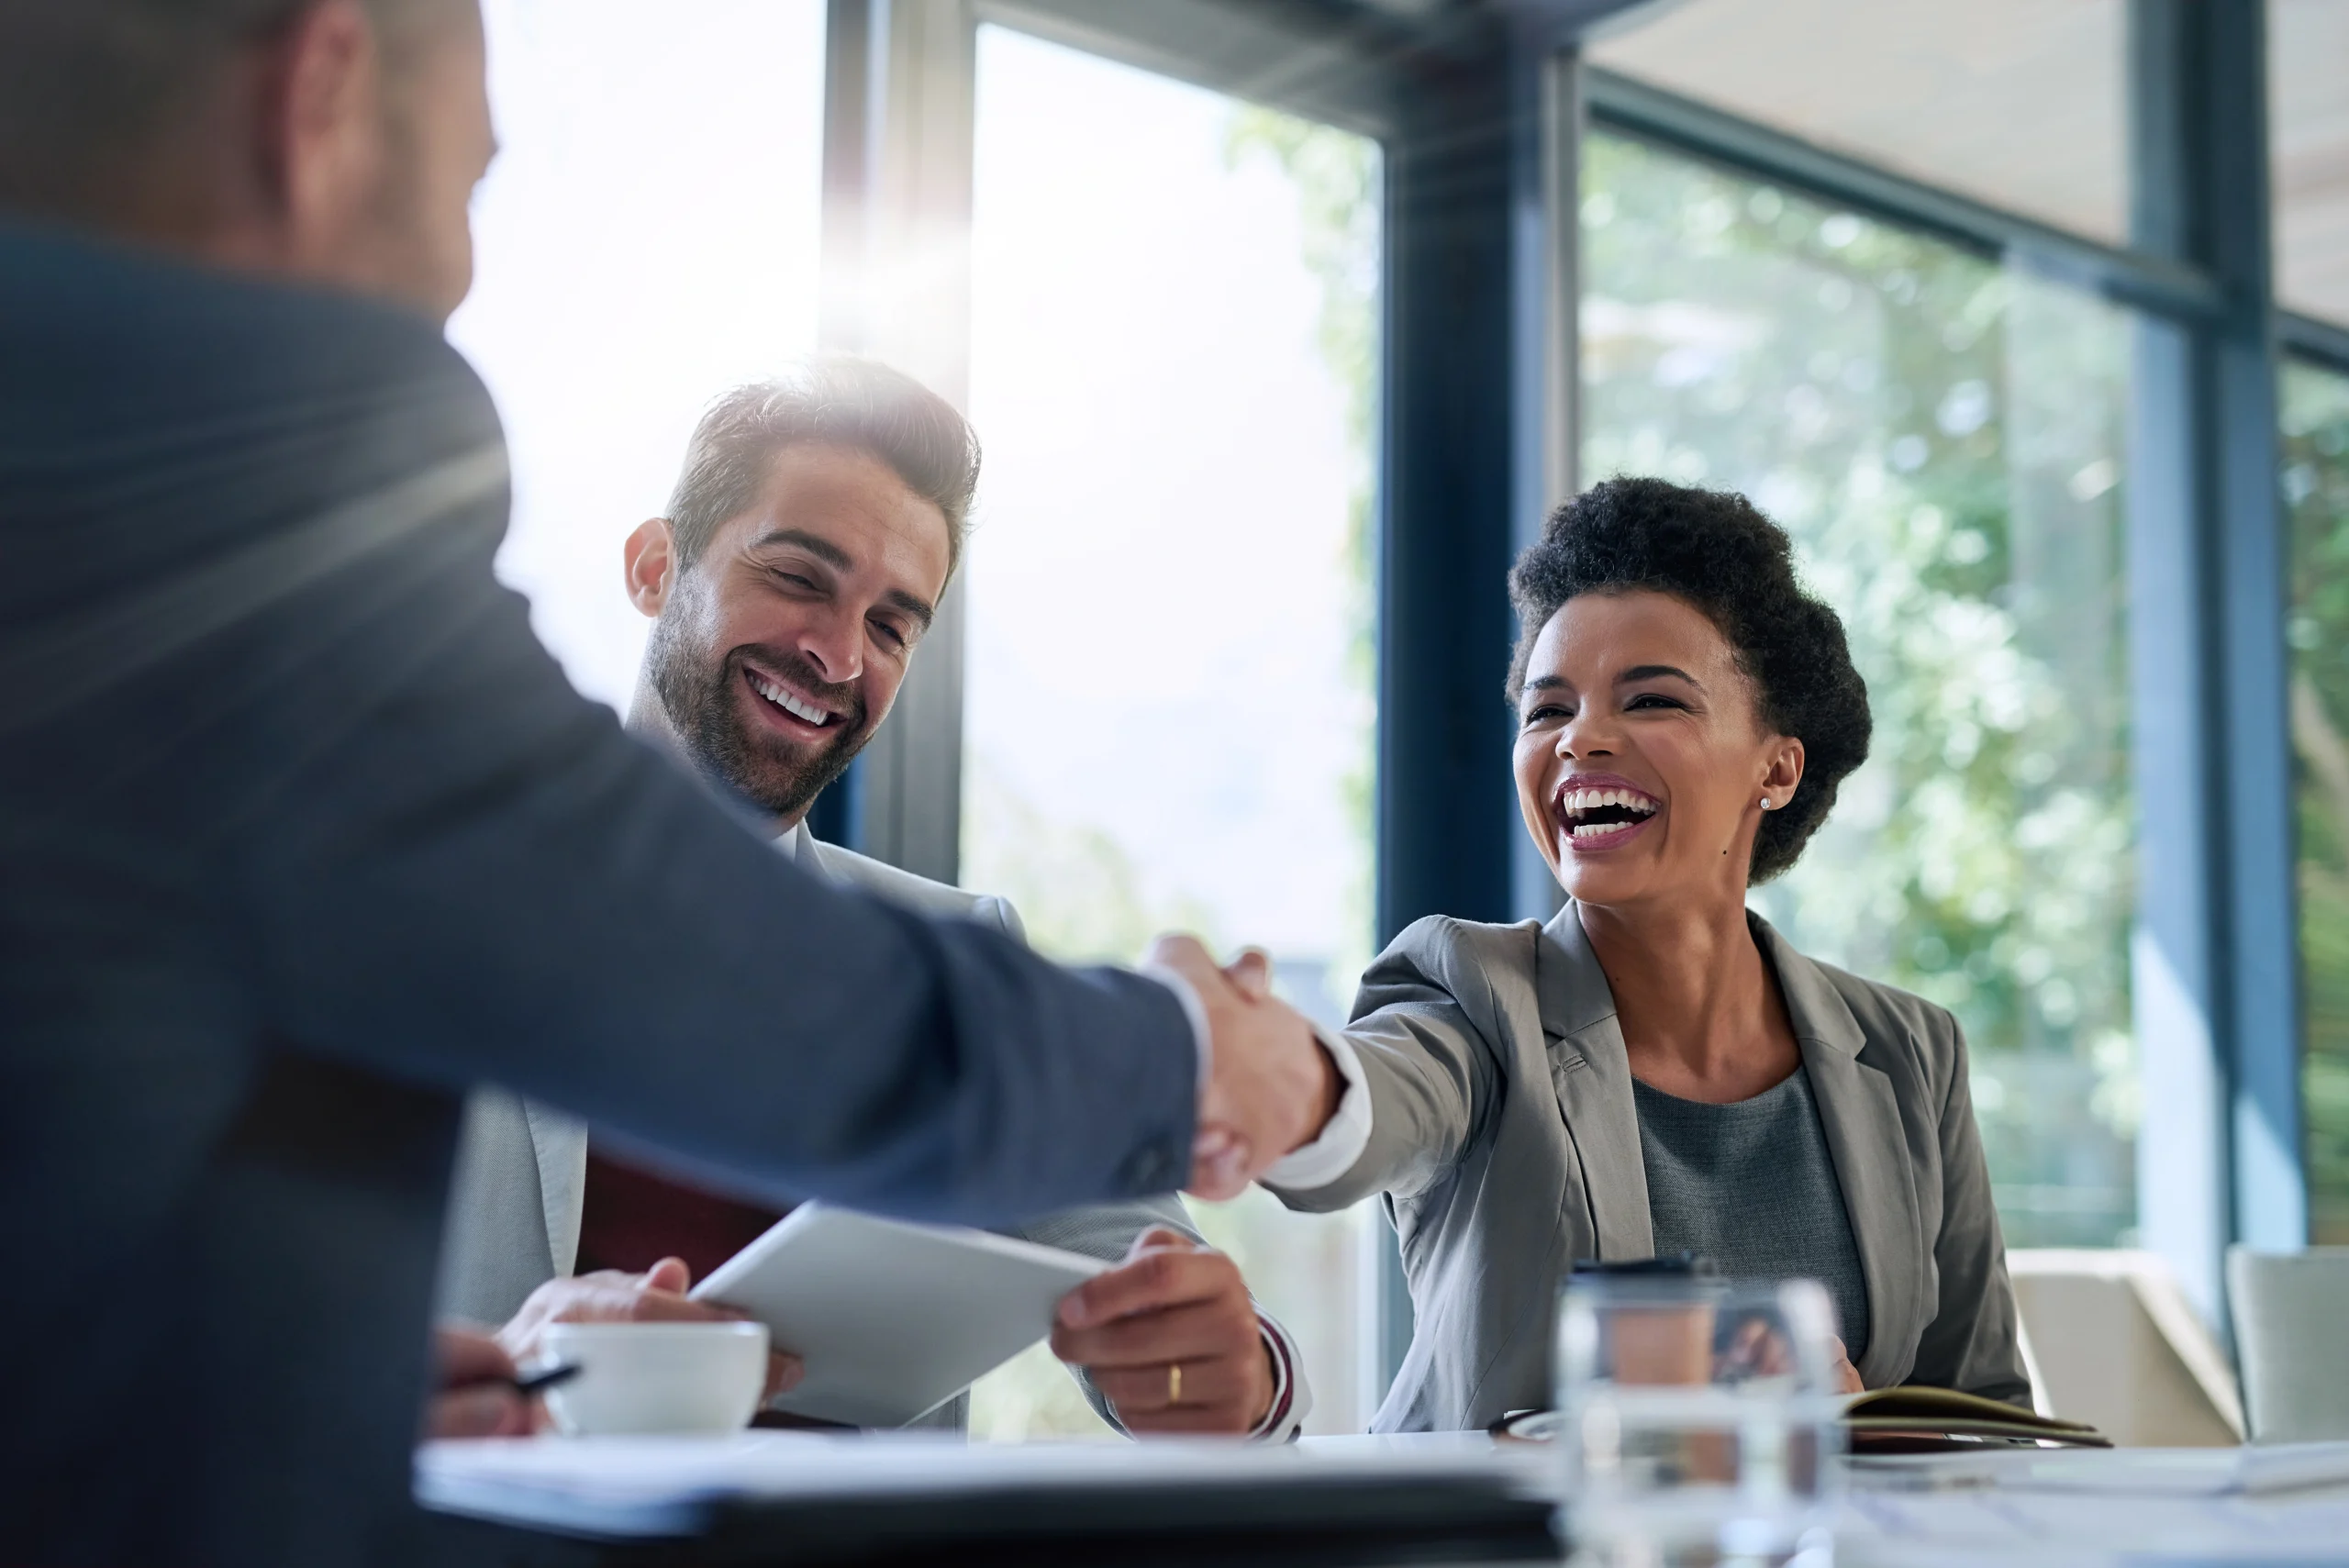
[1842,1385,2110,1451]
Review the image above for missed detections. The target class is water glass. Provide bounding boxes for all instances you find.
[1553,1275,1842,1568]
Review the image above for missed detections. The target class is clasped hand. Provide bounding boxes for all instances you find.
[1159,937,1342,1200]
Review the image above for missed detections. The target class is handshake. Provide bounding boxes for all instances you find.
[1152,936,1346,1202]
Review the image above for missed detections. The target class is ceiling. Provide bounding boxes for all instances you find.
[2272,0,2349,326]
[1586,0,2128,245]
[1586,0,2349,328]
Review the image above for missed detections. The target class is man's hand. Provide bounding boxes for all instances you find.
[498,1256,802,1406]
[428,1324,533,1439]
[1051,1228,1275,1436]
[1152,937,1340,1199]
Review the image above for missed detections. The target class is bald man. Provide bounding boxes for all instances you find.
[0,4,1337,1562]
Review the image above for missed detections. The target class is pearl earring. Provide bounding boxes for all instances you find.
[1759,797,1773,810]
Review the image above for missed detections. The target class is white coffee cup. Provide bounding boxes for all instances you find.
[536,1320,770,1437]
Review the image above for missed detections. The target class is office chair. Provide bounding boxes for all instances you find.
[2228,1246,2349,1443]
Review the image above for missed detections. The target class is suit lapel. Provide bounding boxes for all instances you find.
[521,1100,591,1278]
[1755,918,1923,1388]
[1535,905,1653,1262]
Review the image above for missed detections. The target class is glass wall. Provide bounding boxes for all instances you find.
[2284,361,2349,1245]
[449,0,829,709]
[1582,134,2140,1247]
[959,27,1380,1437]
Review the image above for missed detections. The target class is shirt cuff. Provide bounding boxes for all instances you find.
[1259,1026,1370,1191]
[1139,962,1213,1095]
[1248,1314,1312,1441]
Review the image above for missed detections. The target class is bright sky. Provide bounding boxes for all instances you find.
[449,0,828,710]
[449,5,1369,962]
[964,27,1370,960]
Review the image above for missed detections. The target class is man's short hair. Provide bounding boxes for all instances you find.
[666,359,981,578]
[0,0,463,220]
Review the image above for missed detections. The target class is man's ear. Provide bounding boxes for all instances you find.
[260,1,384,262]
[622,518,679,618]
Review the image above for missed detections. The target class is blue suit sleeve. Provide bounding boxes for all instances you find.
[205,328,1196,1225]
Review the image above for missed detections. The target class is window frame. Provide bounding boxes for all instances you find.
[815,0,2316,1379]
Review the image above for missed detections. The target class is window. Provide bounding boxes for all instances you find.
[1588,0,2128,246]
[2270,0,2349,326]
[1582,134,2139,1247]
[449,0,829,708]
[2285,360,2349,1244]
[958,27,1380,1437]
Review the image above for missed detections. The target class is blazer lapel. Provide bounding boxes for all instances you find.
[1535,904,1653,1262]
[1755,917,1924,1388]
[521,1100,591,1278]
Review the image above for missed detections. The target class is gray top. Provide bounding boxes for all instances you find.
[1633,1067,1871,1363]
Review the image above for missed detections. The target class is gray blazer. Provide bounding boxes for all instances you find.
[437,823,1203,1431]
[1271,904,2028,1432]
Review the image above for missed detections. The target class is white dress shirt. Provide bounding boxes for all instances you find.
[1263,1029,1373,1191]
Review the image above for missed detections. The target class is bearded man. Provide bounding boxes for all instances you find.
[437,364,1314,1440]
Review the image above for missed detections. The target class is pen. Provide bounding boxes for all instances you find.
[505,1362,583,1396]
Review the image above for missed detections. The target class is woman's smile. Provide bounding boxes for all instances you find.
[1553,772,1662,853]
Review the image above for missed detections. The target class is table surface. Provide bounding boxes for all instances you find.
[417,1431,2349,1566]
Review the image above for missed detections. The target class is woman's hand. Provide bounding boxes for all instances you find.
[1719,1316,1865,1394]
[1827,1335,1863,1395]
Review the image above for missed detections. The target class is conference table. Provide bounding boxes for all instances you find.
[417,1430,2349,1566]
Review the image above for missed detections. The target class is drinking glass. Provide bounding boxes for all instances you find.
[1553,1275,1842,1568]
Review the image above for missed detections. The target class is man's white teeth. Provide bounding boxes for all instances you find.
[751,674,830,726]
[1559,787,1658,817]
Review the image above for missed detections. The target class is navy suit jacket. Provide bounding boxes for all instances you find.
[0,221,1197,1565]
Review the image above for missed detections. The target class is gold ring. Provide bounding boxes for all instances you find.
[1167,1363,1183,1405]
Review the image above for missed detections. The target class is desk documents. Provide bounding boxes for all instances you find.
[688,1206,1108,1428]
[1843,1441,2349,1565]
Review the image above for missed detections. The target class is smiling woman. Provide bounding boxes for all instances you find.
[1508,477,1872,889]
[1264,476,2032,1431]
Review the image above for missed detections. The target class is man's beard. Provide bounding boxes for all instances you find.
[645,622,874,824]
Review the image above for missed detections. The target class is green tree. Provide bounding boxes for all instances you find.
[1583,135,2138,1245]
[2283,361,2349,1243]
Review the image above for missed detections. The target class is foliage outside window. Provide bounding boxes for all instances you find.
[2284,361,2349,1245]
[1581,134,2140,1247]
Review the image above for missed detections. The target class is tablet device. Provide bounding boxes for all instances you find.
[690,1204,1111,1429]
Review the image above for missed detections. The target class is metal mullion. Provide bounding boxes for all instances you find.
[2126,0,2304,1329]
[814,0,979,881]
[1584,66,2226,327]
[2283,312,2349,380]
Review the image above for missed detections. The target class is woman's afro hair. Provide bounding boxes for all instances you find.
[1507,476,1872,884]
